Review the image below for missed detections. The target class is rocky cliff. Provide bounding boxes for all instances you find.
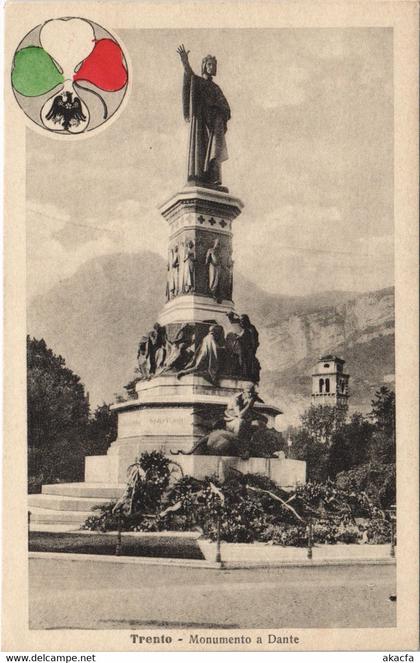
[27,252,394,425]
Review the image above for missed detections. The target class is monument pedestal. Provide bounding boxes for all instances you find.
[83,184,306,489]
[85,374,289,484]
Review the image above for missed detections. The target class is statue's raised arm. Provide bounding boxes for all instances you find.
[177,44,231,188]
[177,44,193,75]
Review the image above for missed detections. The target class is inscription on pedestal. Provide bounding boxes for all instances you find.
[118,408,194,438]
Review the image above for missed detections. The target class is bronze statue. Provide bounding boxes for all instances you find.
[158,324,195,374]
[177,324,223,383]
[136,337,150,380]
[224,383,263,438]
[177,44,230,186]
[146,323,166,374]
[173,385,266,458]
[226,312,260,381]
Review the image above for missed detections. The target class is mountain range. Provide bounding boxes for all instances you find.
[28,251,395,426]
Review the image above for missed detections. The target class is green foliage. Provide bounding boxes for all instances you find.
[86,404,117,456]
[290,429,330,482]
[368,430,396,465]
[335,462,396,509]
[366,517,392,544]
[294,479,375,519]
[27,337,118,492]
[300,404,346,446]
[259,523,308,547]
[27,336,90,491]
[369,386,395,436]
[128,451,172,515]
[327,413,373,476]
[290,394,395,508]
[248,426,285,458]
[82,451,391,546]
[82,502,120,532]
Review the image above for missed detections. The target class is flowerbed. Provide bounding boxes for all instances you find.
[81,451,392,545]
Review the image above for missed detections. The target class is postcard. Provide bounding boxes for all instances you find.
[3,0,419,652]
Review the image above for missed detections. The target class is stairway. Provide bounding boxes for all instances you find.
[28,482,125,530]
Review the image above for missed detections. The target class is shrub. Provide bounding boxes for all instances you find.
[259,523,307,547]
[312,520,338,544]
[335,526,359,544]
[81,451,394,547]
[366,517,391,544]
[81,502,119,532]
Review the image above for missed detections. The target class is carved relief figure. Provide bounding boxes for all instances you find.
[227,254,234,298]
[177,44,230,186]
[206,238,222,300]
[170,245,180,298]
[182,239,196,293]
[165,260,170,301]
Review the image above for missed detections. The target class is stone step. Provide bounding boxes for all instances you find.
[28,493,111,512]
[28,506,92,525]
[41,483,125,499]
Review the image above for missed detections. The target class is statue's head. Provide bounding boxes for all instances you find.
[240,314,251,328]
[202,54,217,77]
[244,383,257,397]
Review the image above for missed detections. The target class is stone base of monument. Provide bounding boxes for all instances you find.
[82,375,306,487]
[83,374,299,485]
[84,452,305,489]
[172,455,306,487]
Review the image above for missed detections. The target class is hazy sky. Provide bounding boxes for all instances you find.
[26,28,393,301]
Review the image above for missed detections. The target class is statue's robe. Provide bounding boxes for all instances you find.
[182,247,195,292]
[206,246,221,295]
[182,70,231,183]
[182,331,220,382]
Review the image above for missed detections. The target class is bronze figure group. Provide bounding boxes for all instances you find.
[134,311,260,387]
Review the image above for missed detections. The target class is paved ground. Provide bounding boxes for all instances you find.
[29,558,396,630]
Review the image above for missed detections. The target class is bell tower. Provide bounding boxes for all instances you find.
[311,355,349,412]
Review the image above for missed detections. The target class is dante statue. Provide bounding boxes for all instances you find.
[177,44,231,186]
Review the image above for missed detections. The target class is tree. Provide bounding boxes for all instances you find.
[289,428,330,482]
[336,462,396,509]
[369,386,395,436]
[300,404,346,446]
[368,386,396,464]
[327,412,373,476]
[27,336,90,491]
[86,403,117,456]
